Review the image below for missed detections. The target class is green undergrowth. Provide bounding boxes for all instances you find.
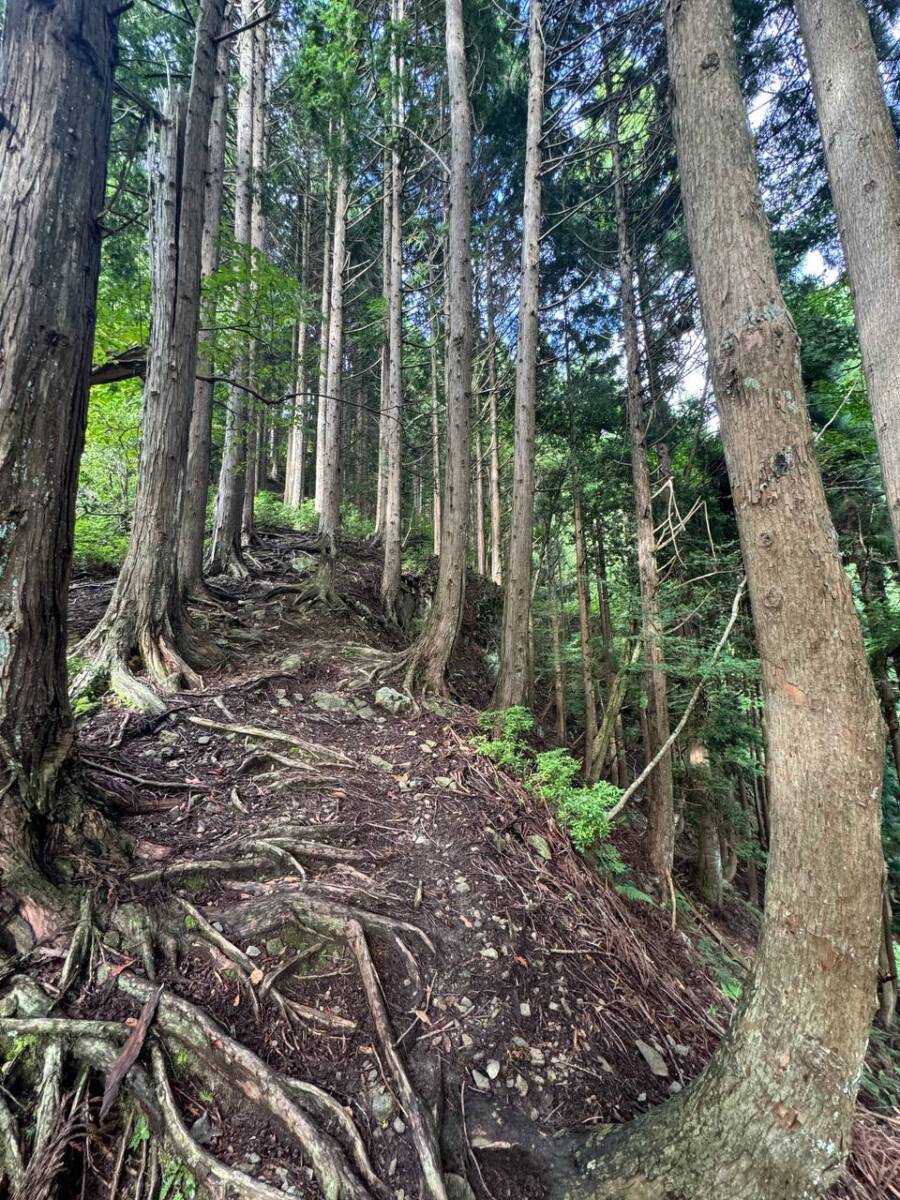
[472,707,652,902]
[254,491,374,538]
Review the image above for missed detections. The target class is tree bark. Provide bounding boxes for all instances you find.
[207,0,255,576]
[573,480,598,773]
[315,157,348,598]
[430,295,443,557]
[492,0,543,710]
[241,13,268,544]
[486,258,503,586]
[380,0,405,621]
[474,423,487,576]
[549,549,567,747]
[315,159,334,515]
[76,0,228,712]
[373,149,392,542]
[285,187,312,508]
[179,9,232,594]
[0,0,120,863]
[794,0,900,564]
[609,78,674,880]
[402,0,472,694]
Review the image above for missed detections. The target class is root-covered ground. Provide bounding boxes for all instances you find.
[2,529,898,1200]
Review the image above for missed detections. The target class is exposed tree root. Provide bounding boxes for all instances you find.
[185,715,353,766]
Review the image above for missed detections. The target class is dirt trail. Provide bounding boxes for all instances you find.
[8,529,898,1199]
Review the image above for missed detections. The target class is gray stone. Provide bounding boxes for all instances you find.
[480,947,499,960]
[280,654,303,671]
[514,1073,528,1098]
[486,1059,501,1080]
[527,834,552,862]
[392,1117,407,1134]
[245,945,262,958]
[369,1085,396,1127]
[374,687,412,714]
[635,1039,669,1078]
[471,1069,491,1092]
[368,754,393,771]
[189,1111,214,1146]
[519,1002,531,1018]
[312,690,352,713]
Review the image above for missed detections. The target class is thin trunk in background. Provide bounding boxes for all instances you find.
[795,0,900,563]
[486,258,503,586]
[315,158,348,598]
[430,295,443,557]
[492,0,544,708]
[207,0,255,576]
[549,549,567,747]
[179,10,232,594]
[402,0,473,694]
[374,149,392,541]
[315,159,333,513]
[573,477,597,773]
[609,74,674,882]
[381,0,406,620]
[285,186,312,508]
[242,14,268,542]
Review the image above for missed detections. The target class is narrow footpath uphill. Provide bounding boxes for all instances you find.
[2,530,898,1200]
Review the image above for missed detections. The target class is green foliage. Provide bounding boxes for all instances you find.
[697,935,745,1005]
[254,492,318,532]
[159,1155,197,1200]
[129,1114,151,1152]
[471,706,534,772]
[532,750,622,858]
[341,503,374,539]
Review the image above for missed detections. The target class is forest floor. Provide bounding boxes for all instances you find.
[11,528,900,1199]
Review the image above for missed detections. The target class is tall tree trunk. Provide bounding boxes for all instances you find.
[492,0,543,710]
[549,550,567,747]
[315,158,348,599]
[474,423,487,576]
[795,0,900,563]
[241,14,268,543]
[179,10,232,594]
[207,0,255,576]
[609,79,674,881]
[315,161,334,514]
[402,0,472,694]
[486,258,503,586]
[593,516,627,787]
[76,1,228,713]
[573,480,598,773]
[534,0,884,1191]
[381,0,405,620]
[285,187,312,508]
[373,149,392,542]
[0,0,120,870]
[430,297,443,557]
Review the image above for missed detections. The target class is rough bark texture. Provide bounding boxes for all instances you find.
[380,0,405,620]
[492,0,543,709]
[208,0,255,576]
[573,482,598,773]
[402,0,472,694]
[374,151,392,541]
[316,160,348,597]
[77,0,227,709]
[285,190,312,508]
[794,0,900,563]
[315,162,334,515]
[241,13,268,544]
[430,299,443,558]
[610,81,674,882]
[486,259,503,586]
[474,2,886,1195]
[179,12,232,593]
[0,0,119,853]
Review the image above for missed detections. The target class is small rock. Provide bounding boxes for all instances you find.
[668,1080,683,1094]
[480,947,499,960]
[486,1059,501,1079]
[368,754,393,771]
[635,1039,669,1078]
[392,1117,407,1134]
[245,945,262,958]
[514,1073,528,1098]
[280,654,303,671]
[158,730,178,745]
[265,938,286,956]
[471,1069,491,1092]
[313,691,351,713]
[189,1111,214,1146]
[452,876,470,895]
[529,1048,545,1066]
[246,1152,261,1166]
[369,1086,396,1127]
[527,834,552,862]
[434,775,454,788]
[460,1033,474,1050]
[197,735,211,745]
[374,687,412,715]
[355,705,377,720]
[519,1002,531,1018]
